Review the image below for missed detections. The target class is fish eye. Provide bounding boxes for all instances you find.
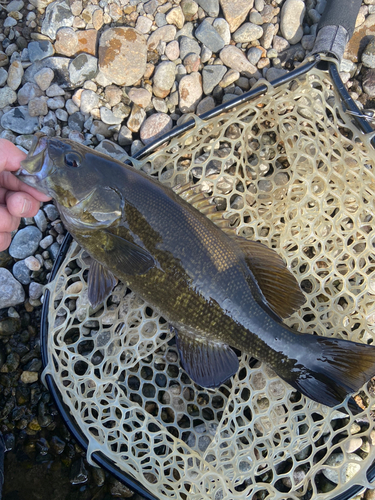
[64,152,82,168]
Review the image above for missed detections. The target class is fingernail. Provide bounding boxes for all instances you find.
[21,199,32,215]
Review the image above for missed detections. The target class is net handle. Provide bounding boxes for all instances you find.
[312,0,362,62]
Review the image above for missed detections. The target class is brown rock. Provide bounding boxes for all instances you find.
[220,46,260,77]
[220,0,254,32]
[92,8,104,30]
[344,14,375,63]
[178,72,202,113]
[99,27,147,86]
[77,29,98,56]
[55,27,78,57]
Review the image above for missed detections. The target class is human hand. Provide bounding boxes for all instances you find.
[0,139,52,252]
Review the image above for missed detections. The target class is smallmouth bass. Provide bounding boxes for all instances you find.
[18,135,375,411]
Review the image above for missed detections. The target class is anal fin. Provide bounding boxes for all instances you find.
[88,260,117,308]
[174,327,239,388]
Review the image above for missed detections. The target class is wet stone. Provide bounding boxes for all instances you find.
[28,41,54,63]
[69,54,98,87]
[140,112,173,145]
[50,435,65,455]
[41,0,75,40]
[109,479,134,498]
[195,19,225,53]
[0,269,25,308]
[99,27,147,86]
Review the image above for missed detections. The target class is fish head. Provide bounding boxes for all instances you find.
[18,135,123,228]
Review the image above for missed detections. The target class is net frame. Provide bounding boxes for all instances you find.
[40,57,375,500]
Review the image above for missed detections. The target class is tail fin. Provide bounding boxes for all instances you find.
[280,335,375,410]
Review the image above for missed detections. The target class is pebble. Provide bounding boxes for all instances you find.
[80,89,99,114]
[197,0,219,17]
[118,126,132,146]
[147,25,177,52]
[9,226,42,259]
[24,256,42,271]
[195,19,225,53]
[69,54,98,87]
[266,67,288,81]
[54,27,78,57]
[127,104,146,133]
[28,96,48,116]
[273,35,290,53]
[135,16,153,34]
[7,61,23,91]
[17,83,44,105]
[196,95,215,114]
[29,282,44,300]
[34,67,54,91]
[140,112,173,145]
[153,61,176,98]
[165,40,180,61]
[99,28,147,86]
[47,96,65,110]
[0,268,25,308]
[249,11,263,25]
[41,0,75,40]
[0,68,7,87]
[280,0,305,44]
[362,37,375,68]
[100,107,122,125]
[247,47,263,65]
[181,0,199,21]
[0,87,17,109]
[20,371,38,384]
[179,36,201,60]
[220,69,240,87]
[179,72,203,113]
[202,64,227,94]
[363,68,375,97]
[1,106,39,134]
[44,204,59,221]
[212,18,231,45]
[166,6,185,29]
[220,46,260,78]
[128,88,152,109]
[233,23,264,43]
[28,41,54,63]
[220,0,253,32]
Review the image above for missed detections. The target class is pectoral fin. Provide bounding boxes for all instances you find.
[88,260,117,308]
[103,230,155,275]
[174,328,239,388]
[236,238,306,319]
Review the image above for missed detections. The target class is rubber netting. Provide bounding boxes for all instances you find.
[43,66,375,500]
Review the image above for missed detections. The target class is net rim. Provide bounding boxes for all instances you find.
[40,59,375,499]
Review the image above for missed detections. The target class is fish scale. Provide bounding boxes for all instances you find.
[18,135,375,409]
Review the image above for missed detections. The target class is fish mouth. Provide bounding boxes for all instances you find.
[17,134,54,195]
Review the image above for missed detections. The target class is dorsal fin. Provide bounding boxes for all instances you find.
[235,238,306,318]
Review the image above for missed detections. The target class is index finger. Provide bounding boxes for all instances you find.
[0,139,27,172]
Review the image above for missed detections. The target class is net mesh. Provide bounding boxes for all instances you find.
[43,66,375,500]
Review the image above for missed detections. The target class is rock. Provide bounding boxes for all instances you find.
[266,67,288,81]
[196,95,215,115]
[362,37,375,68]
[41,0,74,40]
[280,0,305,44]
[183,53,200,73]
[220,46,260,78]
[80,89,99,114]
[0,52,9,68]
[165,40,180,61]
[202,64,227,94]
[0,87,17,109]
[17,83,44,105]
[54,27,78,57]
[127,104,146,133]
[363,68,375,97]
[29,282,44,300]
[44,204,59,221]
[9,226,42,259]
[68,111,85,131]
[0,268,25,308]
[21,371,38,384]
[147,25,177,52]
[23,57,71,89]
[7,61,24,91]
[1,106,39,134]
[140,113,173,145]
[247,46,263,65]
[135,16,153,34]
[220,0,254,32]
[24,255,42,271]
[212,18,231,46]
[6,0,24,11]
[47,96,65,110]
[77,30,98,57]
[100,107,122,125]
[104,85,122,107]
[260,22,276,50]
[128,88,152,109]
[196,0,219,17]
[28,97,48,117]
[195,19,225,53]
[344,14,375,63]
[0,317,21,337]
[181,0,199,21]
[4,17,17,28]
[249,11,263,24]
[179,72,203,113]
[166,6,185,29]
[99,28,147,86]
[233,23,263,43]
[118,126,132,146]
[69,54,98,87]
[0,68,7,87]
[34,67,54,91]
[34,210,48,232]
[28,41,54,63]
[180,36,201,61]
[273,35,290,53]
[153,61,176,98]
[220,68,240,87]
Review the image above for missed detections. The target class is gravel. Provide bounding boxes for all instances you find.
[1,0,374,498]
